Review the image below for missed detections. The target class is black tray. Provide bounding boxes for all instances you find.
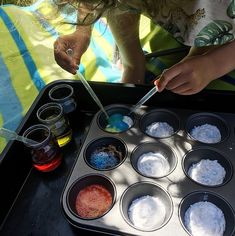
[1,80,235,236]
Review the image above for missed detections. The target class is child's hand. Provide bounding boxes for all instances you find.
[154,54,215,95]
[54,32,90,74]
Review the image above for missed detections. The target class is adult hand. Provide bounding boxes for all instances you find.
[154,54,216,95]
[54,31,90,74]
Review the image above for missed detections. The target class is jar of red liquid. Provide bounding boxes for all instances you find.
[23,124,62,172]
[36,102,72,147]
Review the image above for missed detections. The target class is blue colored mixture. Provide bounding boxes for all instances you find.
[106,113,129,132]
[89,145,122,170]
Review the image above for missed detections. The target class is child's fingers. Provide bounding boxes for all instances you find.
[55,51,73,71]
[169,81,191,94]
[54,40,81,74]
[157,66,182,92]
[153,75,160,88]
[165,74,189,90]
[72,53,82,67]
[55,50,77,74]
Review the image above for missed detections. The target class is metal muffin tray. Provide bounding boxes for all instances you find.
[61,103,235,236]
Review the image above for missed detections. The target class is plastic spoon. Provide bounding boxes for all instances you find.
[129,86,158,115]
[0,128,38,145]
[66,49,109,120]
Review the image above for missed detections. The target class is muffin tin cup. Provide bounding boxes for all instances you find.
[67,174,116,220]
[120,182,173,232]
[61,102,235,235]
[179,191,235,236]
[97,104,135,133]
[84,136,127,171]
[183,147,233,187]
[139,109,180,139]
[185,112,229,144]
[131,142,177,178]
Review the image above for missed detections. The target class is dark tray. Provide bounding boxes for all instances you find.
[1,79,235,236]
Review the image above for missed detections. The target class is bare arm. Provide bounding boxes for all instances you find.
[54,7,92,74]
[156,40,235,95]
[203,40,235,77]
[107,11,145,84]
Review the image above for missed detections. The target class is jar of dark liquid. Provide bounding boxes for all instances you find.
[23,124,62,172]
[36,102,72,147]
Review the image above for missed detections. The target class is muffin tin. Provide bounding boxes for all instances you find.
[61,104,235,236]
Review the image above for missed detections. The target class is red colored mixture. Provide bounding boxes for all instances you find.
[75,184,112,218]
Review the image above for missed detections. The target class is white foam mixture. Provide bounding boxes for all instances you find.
[146,122,174,138]
[190,124,221,143]
[137,152,170,177]
[188,159,226,186]
[128,195,166,230]
[184,201,226,236]
[123,116,133,127]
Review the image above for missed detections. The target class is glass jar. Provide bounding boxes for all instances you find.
[23,124,63,172]
[36,102,72,147]
[48,84,77,114]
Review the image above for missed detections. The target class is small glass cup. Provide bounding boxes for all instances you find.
[23,124,63,172]
[36,102,72,147]
[48,84,77,114]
